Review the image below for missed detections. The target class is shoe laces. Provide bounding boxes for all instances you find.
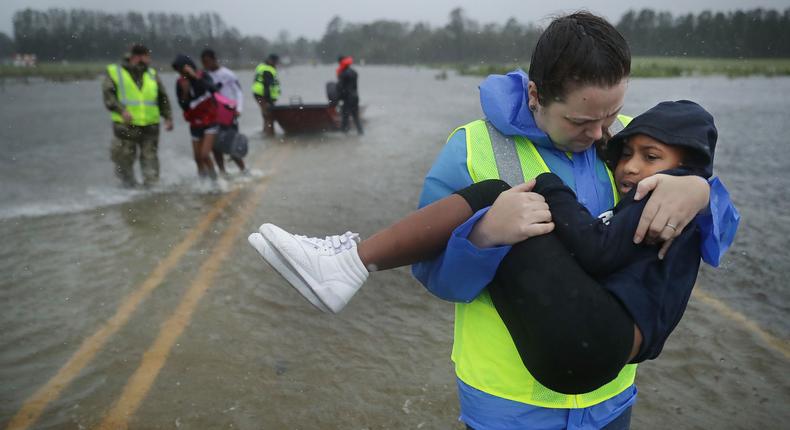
[297,231,360,254]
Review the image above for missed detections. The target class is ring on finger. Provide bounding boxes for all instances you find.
[665,222,677,231]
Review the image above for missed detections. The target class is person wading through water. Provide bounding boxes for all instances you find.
[102,44,173,188]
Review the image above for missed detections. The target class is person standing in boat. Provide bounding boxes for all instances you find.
[336,55,363,135]
[102,44,173,188]
[252,54,280,137]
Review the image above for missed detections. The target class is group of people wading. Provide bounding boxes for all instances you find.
[103,45,361,187]
[102,45,258,188]
[103,44,250,186]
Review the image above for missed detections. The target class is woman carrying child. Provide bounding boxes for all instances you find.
[249,12,738,430]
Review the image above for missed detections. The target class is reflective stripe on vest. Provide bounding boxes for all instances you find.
[251,63,280,100]
[451,115,634,409]
[107,64,160,126]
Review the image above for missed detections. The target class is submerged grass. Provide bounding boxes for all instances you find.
[3,57,790,82]
[0,62,107,81]
[456,57,790,78]
[631,57,790,77]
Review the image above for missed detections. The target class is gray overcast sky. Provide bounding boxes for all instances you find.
[3,0,789,40]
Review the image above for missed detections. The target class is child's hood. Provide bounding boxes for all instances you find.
[606,100,717,178]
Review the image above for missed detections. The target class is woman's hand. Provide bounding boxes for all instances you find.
[469,180,554,248]
[633,174,710,258]
[182,64,197,78]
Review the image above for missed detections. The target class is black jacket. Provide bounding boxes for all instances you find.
[337,67,359,104]
[533,170,702,362]
[171,55,219,111]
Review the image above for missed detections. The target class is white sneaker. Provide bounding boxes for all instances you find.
[254,223,369,313]
[248,232,331,312]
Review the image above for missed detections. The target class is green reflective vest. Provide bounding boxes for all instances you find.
[252,63,280,101]
[451,115,635,409]
[107,64,160,126]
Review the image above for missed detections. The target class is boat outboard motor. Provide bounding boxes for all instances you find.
[326,81,339,105]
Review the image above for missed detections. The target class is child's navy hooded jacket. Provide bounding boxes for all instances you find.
[533,100,719,362]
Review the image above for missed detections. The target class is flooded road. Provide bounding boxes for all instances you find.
[1,66,788,429]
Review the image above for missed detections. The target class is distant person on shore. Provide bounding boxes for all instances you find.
[172,54,219,180]
[102,44,173,188]
[201,48,246,175]
[336,55,363,135]
[252,54,280,137]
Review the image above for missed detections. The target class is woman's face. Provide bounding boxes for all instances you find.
[529,79,628,153]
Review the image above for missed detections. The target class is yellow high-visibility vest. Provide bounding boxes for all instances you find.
[451,115,636,408]
[251,63,280,101]
[106,64,160,126]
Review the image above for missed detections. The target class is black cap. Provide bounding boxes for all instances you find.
[606,100,717,178]
[267,53,280,63]
[130,44,150,56]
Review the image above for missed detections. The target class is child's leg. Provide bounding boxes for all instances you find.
[199,133,217,179]
[190,139,205,175]
[248,179,510,312]
[231,156,246,172]
[212,148,226,174]
[489,233,636,394]
[356,194,470,270]
[357,179,509,270]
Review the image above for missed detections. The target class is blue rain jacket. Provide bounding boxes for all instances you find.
[411,70,738,430]
[412,69,738,302]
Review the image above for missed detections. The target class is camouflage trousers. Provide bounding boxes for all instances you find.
[110,123,160,187]
[254,95,275,136]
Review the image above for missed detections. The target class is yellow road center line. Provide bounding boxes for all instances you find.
[96,146,291,430]
[693,288,790,360]
[6,148,280,430]
[6,192,239,430]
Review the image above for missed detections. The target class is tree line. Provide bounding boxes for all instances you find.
[8,9,312,64]
[316,9,540,65]
[618,8,790,57]
[3,7,789,64]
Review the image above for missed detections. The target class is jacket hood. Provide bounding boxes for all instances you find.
[336,56,353,77]
[606,100,717,178]
[478,69,552,148]
[171,54,197,73]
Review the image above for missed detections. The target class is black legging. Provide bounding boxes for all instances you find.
[455,179,634,394]
[341,97,363,134]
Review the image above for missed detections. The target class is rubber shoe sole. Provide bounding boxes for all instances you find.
[247,232,331,312]
[258,224,364,313]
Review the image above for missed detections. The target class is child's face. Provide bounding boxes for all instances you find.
[614,134,685,195]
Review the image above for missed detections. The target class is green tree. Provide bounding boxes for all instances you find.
[0,31,14,58]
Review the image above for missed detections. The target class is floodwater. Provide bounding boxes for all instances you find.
[1,66,788,429]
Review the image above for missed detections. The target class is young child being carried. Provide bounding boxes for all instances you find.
[248,100,736,394]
